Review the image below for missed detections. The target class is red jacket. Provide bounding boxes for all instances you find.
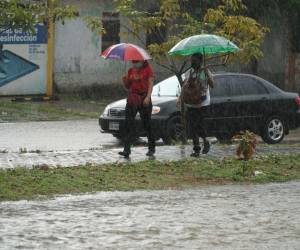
[126,63,154,94]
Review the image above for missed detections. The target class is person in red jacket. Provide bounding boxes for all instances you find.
[119,60,155,158]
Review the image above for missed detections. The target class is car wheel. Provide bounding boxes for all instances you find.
[163,116,186,144]
[216,133,233,144]
[261,116,285,144]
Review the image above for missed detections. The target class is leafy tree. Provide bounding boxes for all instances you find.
[115,0,269,85]
[0,0,104,35]
[0,0,73,35]
[204,0,269,65]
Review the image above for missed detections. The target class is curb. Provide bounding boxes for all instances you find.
[11,96,59,102]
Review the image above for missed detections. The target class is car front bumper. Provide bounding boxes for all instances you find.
[99,115,169,138]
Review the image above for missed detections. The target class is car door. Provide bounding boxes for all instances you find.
[206,75,233,134]
[229,75,271,132]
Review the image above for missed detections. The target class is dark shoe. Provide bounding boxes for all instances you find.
[118,151,130,158]
[193,145,201,152]
[190,152,200,157]
[202,141,210,154]
[146,150,155,157]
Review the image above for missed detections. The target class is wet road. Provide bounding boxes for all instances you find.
[0,181,299,250]
[0,120,119,152]
[1,119,300,153]
[0,119,299,169]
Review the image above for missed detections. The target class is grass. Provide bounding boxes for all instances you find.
[0,153,299,202]
[0,95,114,122]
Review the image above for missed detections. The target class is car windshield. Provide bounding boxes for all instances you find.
[152,75,182,97]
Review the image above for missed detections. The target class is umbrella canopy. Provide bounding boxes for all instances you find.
[168,34,239,56]
[101,43,151,61]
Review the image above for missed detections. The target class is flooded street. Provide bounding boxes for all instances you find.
[1,120,300,153]
[0,120,118,152]
[1,181,299,250]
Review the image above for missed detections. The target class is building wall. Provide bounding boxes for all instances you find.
[257,9,289,90]
[53,0,169,92]
[54,0,121,91]
[229,7,290,89]
[257,8,299,93]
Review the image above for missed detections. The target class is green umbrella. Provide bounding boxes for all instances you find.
[168,34,239,56]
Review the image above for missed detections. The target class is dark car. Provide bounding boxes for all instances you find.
[99,73,300,144]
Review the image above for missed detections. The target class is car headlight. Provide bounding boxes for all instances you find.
[152,106,161,115]
[102,105,111,116]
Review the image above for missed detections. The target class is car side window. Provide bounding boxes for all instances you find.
[210,77,231,97]
[230,76,268,96]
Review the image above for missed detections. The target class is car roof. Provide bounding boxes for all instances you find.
[154,72,283,93]
[213,72,259,78]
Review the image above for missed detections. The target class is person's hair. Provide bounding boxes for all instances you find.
[131,60,149,69]
[191,53,203,61]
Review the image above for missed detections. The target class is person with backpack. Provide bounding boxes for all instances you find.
[177,53,214,157]
[118,60,155,158]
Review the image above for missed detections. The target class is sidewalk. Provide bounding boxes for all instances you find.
[0,144,299,169]
[280,128,300,143]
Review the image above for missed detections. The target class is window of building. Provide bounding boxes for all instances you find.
[102,12,120,52]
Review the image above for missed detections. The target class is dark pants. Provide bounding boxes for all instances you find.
[123,102,155,153]
[187,106,208,153]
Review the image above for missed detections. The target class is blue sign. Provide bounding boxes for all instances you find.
[0,24,48,45]
[0,50,40,87]
[0,23,48,95]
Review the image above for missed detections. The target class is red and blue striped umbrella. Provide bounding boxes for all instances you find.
[101,43,151,61]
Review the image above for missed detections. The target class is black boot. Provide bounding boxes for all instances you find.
[202,140,210,154]
[118,151,130,158]
[146,149,155,156]
[119,144,131,158]
[191,145,201,157]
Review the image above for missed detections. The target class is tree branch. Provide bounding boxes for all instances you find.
[120,23,147,47]
[155,60,177,73]
[179,59,188,73]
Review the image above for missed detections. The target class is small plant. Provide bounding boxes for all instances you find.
[240,161,255,177]
[233,130,258,161]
